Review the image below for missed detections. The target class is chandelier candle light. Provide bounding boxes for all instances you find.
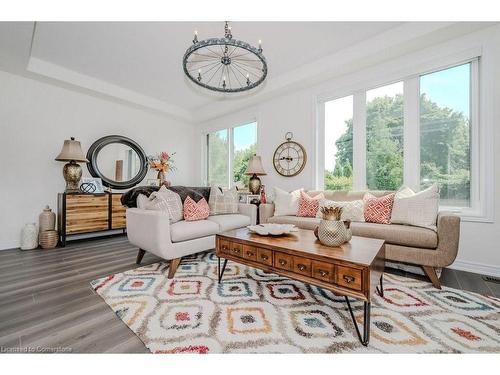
[183,22,267,93]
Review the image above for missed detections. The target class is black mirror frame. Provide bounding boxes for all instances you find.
[86,135,148,190]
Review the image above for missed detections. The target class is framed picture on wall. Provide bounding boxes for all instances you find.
[246,194,260,204]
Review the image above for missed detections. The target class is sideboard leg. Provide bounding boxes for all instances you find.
[345,297,370,346]
[218,257,228,283]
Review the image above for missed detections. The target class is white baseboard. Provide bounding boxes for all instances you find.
[0,240,20,251]
[449,259,500,278]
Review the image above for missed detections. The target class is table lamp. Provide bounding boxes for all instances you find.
[245,154,267,194]
[55,137,89,192]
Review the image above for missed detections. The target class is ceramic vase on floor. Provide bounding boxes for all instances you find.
[39,205,56,232]
[21,223,38,250]
[39,230,58,249]
[318,219,352,247]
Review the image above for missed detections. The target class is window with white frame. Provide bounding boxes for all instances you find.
[206,121,257,187]
[320,59,478,213]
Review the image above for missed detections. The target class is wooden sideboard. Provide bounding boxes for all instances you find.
[57,192,127,246]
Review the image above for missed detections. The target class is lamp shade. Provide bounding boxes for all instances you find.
[245,154,267,176]
[55,137,88,163]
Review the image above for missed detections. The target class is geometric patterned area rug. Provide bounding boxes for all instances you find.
[91,251,500,353]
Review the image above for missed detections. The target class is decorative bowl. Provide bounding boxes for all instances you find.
[247,224,298,236]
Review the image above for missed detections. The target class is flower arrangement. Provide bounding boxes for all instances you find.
[147,151,176,173]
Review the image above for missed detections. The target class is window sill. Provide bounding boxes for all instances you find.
[439,206,493,223]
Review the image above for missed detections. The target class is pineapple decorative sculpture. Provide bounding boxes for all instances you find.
[317,206,352,247]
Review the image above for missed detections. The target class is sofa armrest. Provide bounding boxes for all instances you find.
[259,203,275,224]
[435,211,461,267]
[126,208,173,258]
[238,203,257,225]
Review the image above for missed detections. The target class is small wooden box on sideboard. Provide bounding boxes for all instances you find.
[57,192,127,246]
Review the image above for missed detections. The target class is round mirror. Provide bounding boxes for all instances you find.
[87,135,147,189]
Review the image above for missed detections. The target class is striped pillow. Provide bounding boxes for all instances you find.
[208,186,239,215]
[149,186,183,223]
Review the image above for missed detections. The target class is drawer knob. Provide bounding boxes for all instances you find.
[233,248,240,253]
[261,254,268,260]
[319,270,328,277]
[343,275,355,284]
[246,251,254,257]
[221,245,228,250]
[279,259,287,266]
[297,264,306,271]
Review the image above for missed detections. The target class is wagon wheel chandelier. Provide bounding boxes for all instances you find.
[182,21,267,93]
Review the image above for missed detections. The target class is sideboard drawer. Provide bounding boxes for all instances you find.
[65,194,108,234]
[242,245,257,262]
[111,194,127,229]
[274,252,293,272]
[256,248,273,266]
[292,256,312,277]
[219,239,231,254]
[312,261,335,283]
[336,266,362,291]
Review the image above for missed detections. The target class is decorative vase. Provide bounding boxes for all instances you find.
[39,205,56,232]
[318,219,352,247]
[157,171,166,185]
[39,230,58,249]
[21,223,38,250]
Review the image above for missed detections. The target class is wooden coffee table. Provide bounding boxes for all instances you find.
[215,228,385,346]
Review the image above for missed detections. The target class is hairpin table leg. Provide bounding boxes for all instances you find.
[345,296,370,346]
[376,274,384,297]
[218,257,228,283]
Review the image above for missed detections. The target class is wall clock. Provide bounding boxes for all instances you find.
[273,132,307,177]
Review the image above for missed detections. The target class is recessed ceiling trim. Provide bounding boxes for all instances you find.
[26,56,193,121]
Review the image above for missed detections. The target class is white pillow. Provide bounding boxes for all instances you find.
[208,186,239,215]
[136,194,149,209]
[273,187,303,216]
[149,186,183,223]
[316,199,365,222]
[391,184,439,230]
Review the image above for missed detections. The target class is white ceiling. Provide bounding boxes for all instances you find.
[0,21,497,122]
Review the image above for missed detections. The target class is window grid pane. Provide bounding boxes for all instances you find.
[420,63,471,207]
[233,122,257,187]
[207,129,229,187]
[366,82,404,191]
[324,95,353,190]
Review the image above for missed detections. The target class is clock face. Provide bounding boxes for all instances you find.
[273,141,307,177]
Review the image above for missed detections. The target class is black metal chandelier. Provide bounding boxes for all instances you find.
[182,22,267,93]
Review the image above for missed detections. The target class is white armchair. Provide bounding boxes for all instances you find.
[126,203,257,278]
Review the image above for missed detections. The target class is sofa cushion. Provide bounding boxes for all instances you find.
[350,222,438,249]
[273,187,303,216]
[364,192,395,224]
[170,219,219,242]
[207,214,251,232]
[209,186,239,215]
[297,191,324,217]
[268,215,319,230]
[391,184,439,230]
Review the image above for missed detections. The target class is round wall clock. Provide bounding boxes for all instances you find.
[273,132,307,177]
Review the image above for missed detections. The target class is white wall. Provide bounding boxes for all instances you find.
[200,25,500,277]
[0,70,198,250]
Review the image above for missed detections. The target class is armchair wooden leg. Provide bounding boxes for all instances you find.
[422,266,441,289]
[136,249,146,265]
[167,258,182,279]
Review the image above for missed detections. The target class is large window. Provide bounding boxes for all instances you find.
[324,95,353,190]
[420,63,471,207]
[207,122,257,187]
[366,82,404,190]
[320,59,479,214]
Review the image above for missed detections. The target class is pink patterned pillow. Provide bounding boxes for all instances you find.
[183,196,209,221]
[297,191,324,217]
[364,192,395,224]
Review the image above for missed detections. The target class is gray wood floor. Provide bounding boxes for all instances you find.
[0,235,498,353]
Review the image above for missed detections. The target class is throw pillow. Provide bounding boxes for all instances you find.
[316,199,365,222]
[150,186,183,223]
[364,192,395,224]
[208,186,239,215]
[297,191,324,217]
[273,187,303,216]
[391,184,439,230]
[136,194,149,210]
[183,196,210,221]
[145,194,171,219]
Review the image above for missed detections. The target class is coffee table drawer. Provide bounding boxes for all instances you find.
[242,245,257,262]
[274,252,293,271]
[228,242,243,258]
[257,248,272,266]
[312,261,335,283]
[219,239,231,255]
[336,266,362,291]
[292,256,311,277]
